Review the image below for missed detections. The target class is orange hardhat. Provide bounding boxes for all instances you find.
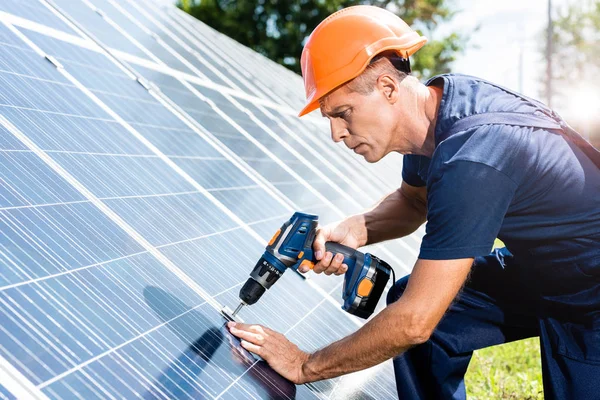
[298,5,427,117]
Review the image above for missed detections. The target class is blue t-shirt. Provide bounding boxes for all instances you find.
[403,74,600,268]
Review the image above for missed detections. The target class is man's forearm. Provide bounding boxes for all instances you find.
[301,258,473,383]
[362,185,427,245]
[301,300,421,381]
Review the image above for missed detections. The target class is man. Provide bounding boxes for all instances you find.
[228,5,600,399]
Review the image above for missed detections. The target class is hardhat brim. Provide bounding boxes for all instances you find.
[298,36,427,117]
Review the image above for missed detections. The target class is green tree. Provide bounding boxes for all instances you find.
[551,0,600,84]
[178,0,467,78]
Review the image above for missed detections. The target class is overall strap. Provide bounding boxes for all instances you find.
[443,111,600,170]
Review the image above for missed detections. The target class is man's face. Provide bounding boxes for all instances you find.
[320,83,400,163]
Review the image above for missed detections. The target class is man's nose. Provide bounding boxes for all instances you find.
[330,119,348,143]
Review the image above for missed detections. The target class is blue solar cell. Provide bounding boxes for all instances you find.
[105,194,238,246]
[0,383,16,400]
[120,67,339,215]
[0,151,83,207]
[50,0,150,59]
[84,0,200,76]
[1,254,207,385]
[210,187,290,224]
[1,203,144,284]
[0,1,79,37]
[110,0,236,89]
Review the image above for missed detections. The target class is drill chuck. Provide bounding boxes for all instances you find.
[239,254,285,305]
[238,278,266,305]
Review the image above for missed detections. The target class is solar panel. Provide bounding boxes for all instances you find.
[0,1,421,398]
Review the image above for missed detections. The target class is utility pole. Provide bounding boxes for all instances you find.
[546,0,553,107]
[519,45,524,94]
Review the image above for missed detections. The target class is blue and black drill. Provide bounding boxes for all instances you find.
[224,212,393,320]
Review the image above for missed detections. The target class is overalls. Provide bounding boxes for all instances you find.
[390,111,600,399]
[388,247,600,399]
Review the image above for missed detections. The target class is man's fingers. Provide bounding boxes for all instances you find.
[324,253,344,275]
[313,251,333,273]
[334,263,348,276]
[240,340,262,355]
[228,322,252,331]
[313,227,328,261]
[248,325,267,335]
[229,327,266,345]
[227,323,269,344]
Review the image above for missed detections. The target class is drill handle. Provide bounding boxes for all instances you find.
[324,242,358,262]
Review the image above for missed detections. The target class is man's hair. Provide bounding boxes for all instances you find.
[346,53,409,95]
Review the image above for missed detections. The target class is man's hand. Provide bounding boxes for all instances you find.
[227,321,311,384]
[309,215,367,275]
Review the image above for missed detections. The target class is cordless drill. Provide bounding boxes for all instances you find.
[223,212,393,320]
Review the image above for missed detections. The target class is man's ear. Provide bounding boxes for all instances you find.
[377,75,399,104]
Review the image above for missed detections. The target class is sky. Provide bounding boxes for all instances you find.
[435,0,572,109]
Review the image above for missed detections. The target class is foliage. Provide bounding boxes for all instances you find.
[178,0,467,77]
[465,338,544,399]
[551,0,600,83]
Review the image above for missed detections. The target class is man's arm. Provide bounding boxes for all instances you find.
[227,257,472,384]
[310,181,427,274]
[363,180,427,245]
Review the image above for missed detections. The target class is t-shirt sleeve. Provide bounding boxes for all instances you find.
[419,160,517,260]
[402,155,427,187]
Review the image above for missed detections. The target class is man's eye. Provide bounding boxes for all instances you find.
[336,109,351,119]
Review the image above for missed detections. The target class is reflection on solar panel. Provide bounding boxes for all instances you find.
[0,0,424,398]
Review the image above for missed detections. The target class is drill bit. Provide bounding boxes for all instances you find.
[220,302,246,322]
[231,302,245,318]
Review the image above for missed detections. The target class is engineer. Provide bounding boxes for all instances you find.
[228,6,600,399]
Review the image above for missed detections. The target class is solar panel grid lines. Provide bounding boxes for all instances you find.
[145,2,301,112]
[145,79,344,216]
[157,5,305,112]
[15,0,418,276]
[111,0,244,93]
[0,355,49,400]
[0,21,241,309]
[76,0,216,87]
[206,95,367,213]
[1,115,225,307]
[0,2,422,398]
[4,0,306,118]
[159,7,295,108]
[5,3,418,272]
[137,87,299,211]
[59,0,361,219]
[229,101,389,210]
[33,1,335,220]
[280,118,393,198]
[0,1,78,38]
[124,77,298,214]
[154,10,271,106]
[2,25,302,400]
[93,0,235,93]
[2,21,298,236]
[98,0,218,86]
[5,0,366,332]
[3,23,286,244]
[34,280,240,392]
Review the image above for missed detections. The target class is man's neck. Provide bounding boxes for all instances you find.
[421,85,443,158]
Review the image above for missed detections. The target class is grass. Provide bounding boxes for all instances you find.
[465,337,544,399]
[464,241,543,399]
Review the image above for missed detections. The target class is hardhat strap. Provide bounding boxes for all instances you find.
[369,53,412,74]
